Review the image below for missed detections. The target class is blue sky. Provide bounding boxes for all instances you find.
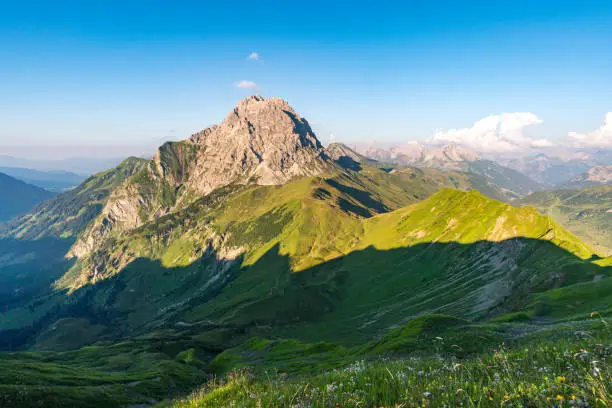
[1,0,612,157]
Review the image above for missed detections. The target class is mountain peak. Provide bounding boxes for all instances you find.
[230,95,290,118]
[440,142,479,162]
[71,96,331,258]
[152,95,333,194]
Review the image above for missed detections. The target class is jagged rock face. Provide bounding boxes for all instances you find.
[178,95,329,194]
[71,96,331,258]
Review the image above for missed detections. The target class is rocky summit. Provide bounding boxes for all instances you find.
[164,95,330,193]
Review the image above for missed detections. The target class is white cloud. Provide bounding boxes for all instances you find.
[568,113,612,148]
[247,52,260,61]
[235,80,261,91]
[430,112,550,152]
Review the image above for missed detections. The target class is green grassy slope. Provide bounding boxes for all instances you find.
[170,318,611,408]
[1,163,609,407]
[518,185,612,255]
[0,165,486,345]
[12,184,602,351]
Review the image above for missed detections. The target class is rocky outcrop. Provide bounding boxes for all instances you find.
[180,95,329,194]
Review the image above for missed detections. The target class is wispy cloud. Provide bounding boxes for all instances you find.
[246,52,260,61]
[430,113,551,153]
[568,113,612,148]
[235,80,261,91]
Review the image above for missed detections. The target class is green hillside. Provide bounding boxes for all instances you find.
[0,172,54,222]
[0,162,610,407]
[466,159,545,198]
[519,185,612,255]
[0,158,148,329]
[4,175,604,346]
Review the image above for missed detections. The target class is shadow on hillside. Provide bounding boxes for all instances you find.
[0,243,245,350]
[1,235,610,351]
[333,156,363,171]
[0,238,75,305]
[325,178,388,214]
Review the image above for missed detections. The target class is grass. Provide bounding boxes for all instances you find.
[0,336,211,408]
[170,318,611,408]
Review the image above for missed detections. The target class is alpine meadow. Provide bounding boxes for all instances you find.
[1,2,612,407]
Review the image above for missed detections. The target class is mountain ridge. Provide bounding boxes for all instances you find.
[0,172,55,222]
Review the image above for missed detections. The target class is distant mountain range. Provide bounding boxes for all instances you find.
[0,172,54,221]
[0,167,85,192]
[497,151,612,187]
[351,141,545,199]
[0,155,126,176]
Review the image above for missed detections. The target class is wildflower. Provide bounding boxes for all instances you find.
[556,376,566,384]
[556,395,565,401]
[326,384,338,393]
[423,391,432,398]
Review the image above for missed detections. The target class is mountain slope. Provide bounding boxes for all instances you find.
[193,188,600,344]
[0,157,148,241]
[519,185,612,255]
[562,165,612,188]
[326,142,381,169]
[56,165,503,290]
[69,96,331,259]
[1,97,610,407]
[0,172,54,221]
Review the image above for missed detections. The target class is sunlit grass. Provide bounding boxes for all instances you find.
[171,323,611,408]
